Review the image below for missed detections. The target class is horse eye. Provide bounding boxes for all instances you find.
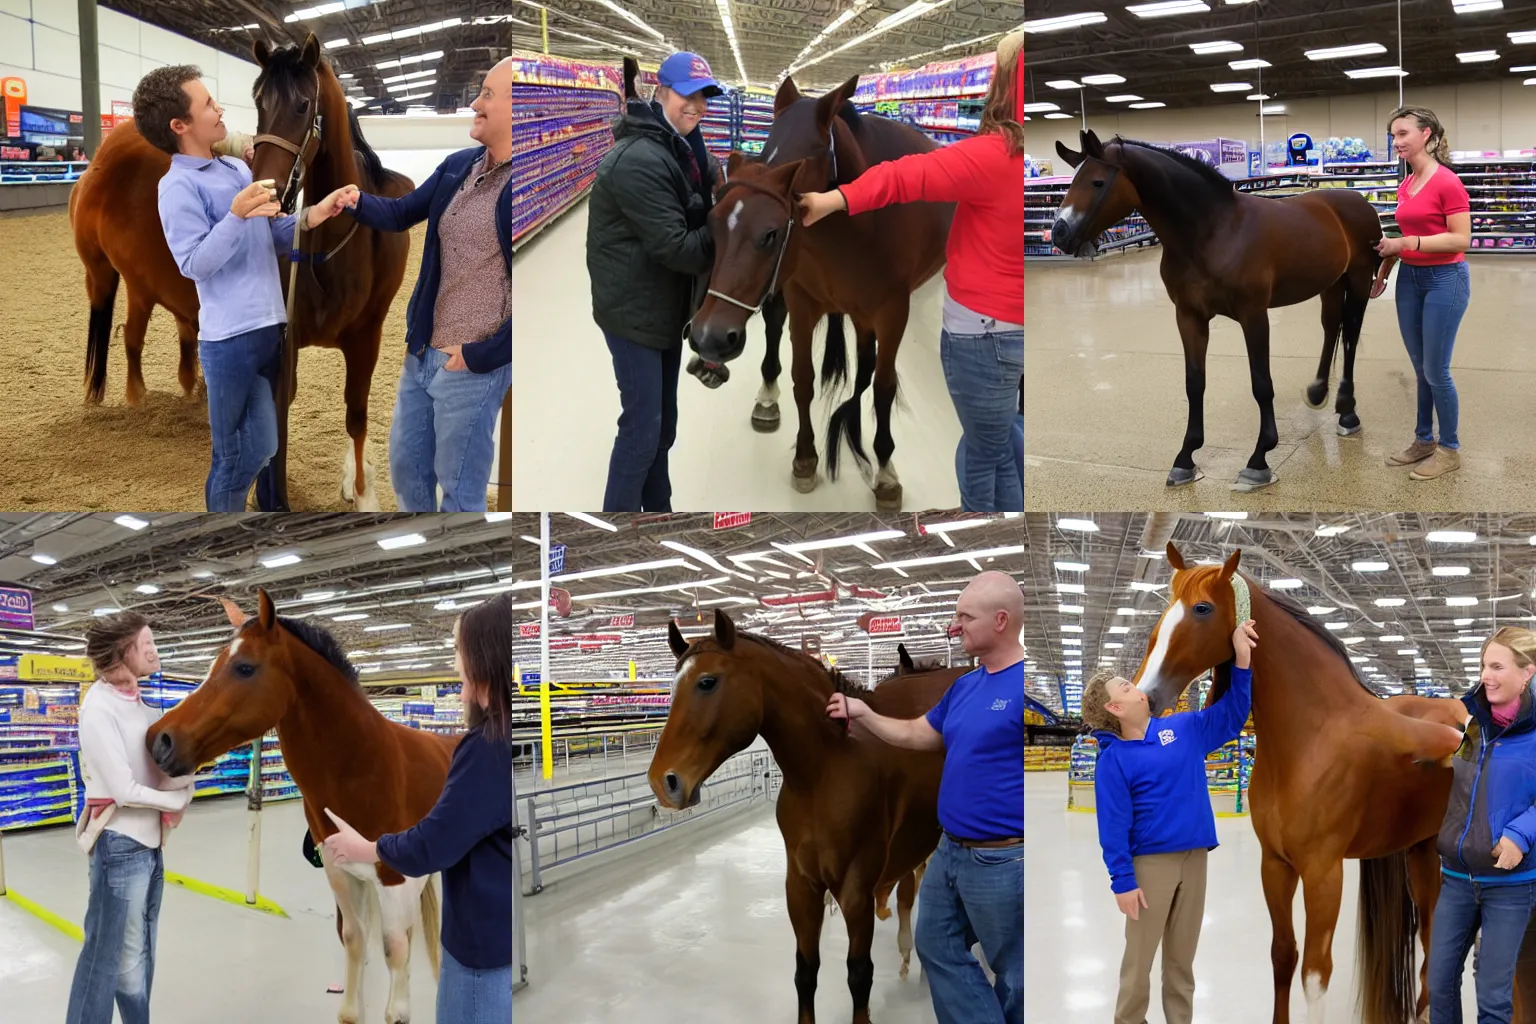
[760,230,777,249]
[1193,602,1214,616]
[696,675,719,693]
[234,662,257,678]
[1092,178,1106,189]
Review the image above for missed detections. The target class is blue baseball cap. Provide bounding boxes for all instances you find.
[658,51,723,98]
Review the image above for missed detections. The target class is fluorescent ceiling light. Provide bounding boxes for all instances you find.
[1023,12,1109,32]
[782,530,905,552]
[872,546,1025,570]
[1306,43,1388,60]
[363,623,411,632]
[1260,104,1286,114]
[1106,94,1144,102]
[1433,566,1471,576]
[29,553,56,565]
[1058,604,1084,614]
[1054,561,1091,572]
[1457,50,1499,62]
[1230,58,1271,69]
[377,533,426,549]
[1513,65,1536,72]
[1128,101,1166,108]
[1055,582,1086,595]
[1453,0,1502,11]
[52,603,68,612]
[1248,93,1271,100]
[260,553,303,568]
[1352,561,1389,572]
[135,585,159,595]
[1047,79,1081,89]
[1056,518,1098,532]
[93,607,119,616]
[1325,622,1347,630]
[387,80,437,93]
[1129,581,1165,592]
[115,515,149,530]
[1024,102,1061,113]
[1446,596,1480,606]
[333,613,370,621]
[1510,30,1536,43]
[1127,1,1212,18]
[1316,524,1350,537]
[1426,530,1478,543]
[286,2,347,22]
[1269,579,1303,589]
[1080,73,1126,85]
[1191,40,1242,54]
[1108,626,1131,635]
[554,557,693,582]
[1211,82,1252,92]
[382,69,437,84]
[572,576,731,602]
[921,519,995,534]
[1380,635,1405,642]
[324,38,349,48]
[1206,512,1247,519]
[1374,597,1406,607]
[1060,625,1083,633]
[1043,112,1075,119]
[375,50,444,69]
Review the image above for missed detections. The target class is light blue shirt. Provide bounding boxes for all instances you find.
[156,153,297,342]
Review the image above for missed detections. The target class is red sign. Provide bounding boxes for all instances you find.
[866,616,903,635]
[713,512,752,530]
[760,587,837,608]
[519,623,539,638]
[610,613,634,627]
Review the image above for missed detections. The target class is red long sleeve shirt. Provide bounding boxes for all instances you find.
[837,132,1023,325]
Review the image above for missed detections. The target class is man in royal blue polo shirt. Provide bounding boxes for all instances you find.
[826,570,1024,1024]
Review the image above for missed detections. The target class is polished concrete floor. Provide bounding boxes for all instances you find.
[1024,250,1536,510]
[1,799,444,1023]
[512,198,965,510]
[1024,772,1486,1021]
[514,802,941,1024]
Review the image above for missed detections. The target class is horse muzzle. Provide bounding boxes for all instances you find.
[686,318,748,369]
[655,770,702,810]
[1051,217,1099,259]
[149,729,188,776]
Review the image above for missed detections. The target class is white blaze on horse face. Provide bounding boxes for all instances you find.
[1137,598,1186,701]
[727,199,744,233]
[1057,202,1080,229]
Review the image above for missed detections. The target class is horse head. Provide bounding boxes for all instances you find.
[251,33,329,215]
[650,609,775,809]
[1133,542,1245,716]
[146,589,329,777]
[1051,129,1140,259]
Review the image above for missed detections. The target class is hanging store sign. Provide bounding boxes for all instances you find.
[18,653,92,683]
[548,543,566,575]
[520,623,540,638]
[609,613,634,628]
[861,615,903,635]
[0,586,34,630]
[713,512,752,530]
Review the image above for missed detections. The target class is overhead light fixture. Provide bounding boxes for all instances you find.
[93,607,119,616]
[1128,101,1166,108]
[1230,58,1271,69]
[1080,73,1126,85]
[1127,1,1212,18]
[286,2,347,22]
[1060,625,1083,633]
[135,585,159,595]
[1325,622,1348,631]
[1457,50,1500,63]
[1211,82,1253,92]
[1206,511,1248,519]
[1058,604,1085,615]
[1433,566,1472,576]
[1453,0,1502,11]
[1374,597,1406,607]
[387,80,437,93]
[1054,561,1091,572]
[1024,12,1109,32]
[1510,30,1536,43]
[1306,43,1388,60]
[324,37,350,48]
[1446,596,1480,606]
[114,515,149,530]
[1260,104,1286,114]
[29,553,56,565]
[363,623,412,632]
[1346,66,1409,78]
[1380,635,1405,642]
[260,553,303,568]
[333,613,371,622]
[1024,102,1061,113]
[1056,518,1098,532]
[872,546,1025,570]
[382,68,438,84]
[1047,79,1081,89]
[375,50,445,69]
[1269,579,1303,589]
[1191,40,1242,54]
[1426,530,1478,543]
[1247,93,1271,100]
[1315,524,1351,537]
[1056,582,1086,595]
[1043,112,1075,119]
[1129,581,1165,592]
[362,17,463,45]
[782,530,905,552]
[1106,94,1144,102]
[1351,561,1389,572]
[1513,65,1536,72]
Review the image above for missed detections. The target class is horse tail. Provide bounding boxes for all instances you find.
[819,313,848,390]
[825,328,877,480]
[83,262,119,405]
[420,874,442,982]
[1355,850,1418,1024]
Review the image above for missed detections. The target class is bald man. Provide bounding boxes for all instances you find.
[826,570,1024,1024]
[335,56,512,511]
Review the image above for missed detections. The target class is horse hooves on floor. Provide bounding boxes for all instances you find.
[1304,381,1329,409]
[792,471,818,494]
[874,482,902,512]
[751,406,780,433]
[1337,420,1362,437]
[1165,466,1203,487]
[1231,468,1278,492]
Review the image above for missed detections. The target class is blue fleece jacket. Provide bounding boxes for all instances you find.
[1093,666,1253,894]
[1438,686,1536,885]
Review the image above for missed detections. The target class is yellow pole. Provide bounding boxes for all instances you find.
[629,660,636,682]
[539,512,553,780]
[540,8,549,55]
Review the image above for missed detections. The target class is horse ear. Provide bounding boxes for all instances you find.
[257,589,276,631]
[898,644,914,673]
[713,608,737,651]
[1084,129,1104,159]
[1055,139,1083,168]
[726,149,748,177]
[813,75,858,137]
[253,39,271,66]
[771,157,809,193]
[1219,550,1242,582]
[218,597,247,628]
[667,620,689,659]
[774,77,801,115]
[300,33,321,69]
[1165,542,1186,571]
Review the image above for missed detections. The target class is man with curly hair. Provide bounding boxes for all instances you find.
[135,64,351,511]
[1084,619,1257,1024]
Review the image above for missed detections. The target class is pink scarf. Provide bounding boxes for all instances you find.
[1493,700,1520,729]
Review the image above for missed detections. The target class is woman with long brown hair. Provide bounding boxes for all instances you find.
[798,30,1024,511]
[322,592,514,1024]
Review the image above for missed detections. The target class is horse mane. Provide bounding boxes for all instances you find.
[738,631,873,697]
[345,105,390,192]
[1259,583,1378,697]
[1115,136,1236,197]
[272,615,362,689]
[253,41,323,115]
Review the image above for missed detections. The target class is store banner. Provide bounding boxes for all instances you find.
[520,622,540,638]
[0,586,34,630]
[19,653,92,683]
[712,512,752,529]
[609,613,634,627]
[862,615,902,635]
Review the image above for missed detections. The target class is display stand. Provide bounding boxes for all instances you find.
[738,89,773,156]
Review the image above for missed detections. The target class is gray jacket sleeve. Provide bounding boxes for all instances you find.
[608,148,714,277]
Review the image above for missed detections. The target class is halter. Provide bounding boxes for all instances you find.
[1230,573,1252,624]
[705,178,795,315]
[252,72,324,216]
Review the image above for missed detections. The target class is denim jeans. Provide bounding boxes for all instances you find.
[66,830,164,1024]
[941,328,1024,511]
[389,345,512,511]
[603,333,680,512]
[437,946,512,1024]
[199,325,281,512]
[1396,261,1470,450]
[1428,873,1536,1024]
[915,835,1024,1024]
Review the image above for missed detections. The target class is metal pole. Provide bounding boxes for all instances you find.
[539,513,552,780]
[1079,85,1087,132]
[1397,0,1404,109]
[1257,68,1264,174]
[525,796,543,894]
[78,0,101,159]
[511,775,528,990]
[245,737,263,905]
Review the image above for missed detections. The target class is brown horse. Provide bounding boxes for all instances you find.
[70,32,412,510]
[653,610,957,1022]
[146,591,456,1024]
[1133,542,1469,1024]
[1051,130,1385,492]
[689,77,953,511]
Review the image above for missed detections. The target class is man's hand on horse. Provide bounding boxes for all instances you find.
[798,189,847,227]
[826,692,870,723]
[232,180,280,219]
[321,807,379,866]
[1494,836,1525,870]
[1232,619,1259,670]
[306,185,361,229]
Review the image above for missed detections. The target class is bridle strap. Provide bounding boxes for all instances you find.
[1230,574,1251,624]
[252,72,323,216]
[705,178,796,315]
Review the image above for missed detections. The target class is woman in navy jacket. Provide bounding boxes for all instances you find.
[323,592,514,1023]
[333,58,512,512]
[1428,626,1536,1024]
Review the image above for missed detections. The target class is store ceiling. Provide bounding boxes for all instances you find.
[0,513,515,684]
[1019,512,1536,716]
[100,0,512,112]
[1024,0,1536,118]
[505,0,1022,91]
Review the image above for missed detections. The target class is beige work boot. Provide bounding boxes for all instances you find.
[1386,439,1437,467]
[1410,445,1461,481]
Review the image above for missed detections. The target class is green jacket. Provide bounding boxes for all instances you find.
[587,100,717,351]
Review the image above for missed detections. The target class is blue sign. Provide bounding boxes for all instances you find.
[549,544,565,575]
[522,672,540,688]
[0,587,34,631]
[1248,151,1261,177]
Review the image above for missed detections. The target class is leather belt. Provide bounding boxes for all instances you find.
[946,832,1023,849]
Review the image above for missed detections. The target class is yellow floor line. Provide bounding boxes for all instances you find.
[2,889,84,942]
[164,872,288,918]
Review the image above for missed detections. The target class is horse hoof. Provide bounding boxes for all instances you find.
[1165,465,1203,488]
[1337,418,1362,437]
[875,482,902,512]
[1304,380,1329,409]
[751,404,780,433]
[1231,467,1277,492]
[793,457,818,493]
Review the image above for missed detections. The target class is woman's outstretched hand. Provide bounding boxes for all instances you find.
[798,190,847,227]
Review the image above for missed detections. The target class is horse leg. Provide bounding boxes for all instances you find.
[1168,306,1210,487]
[1335,283,1369,437]
[1308,282,1344,411]
[122,288,153,407]
[378,876,426,1024]
[1297,860,1344,1024]
[825,323,877,485]
[754,292,787,432]
[339,327,381,512]
[1234,309,1280,492]
[787,869,828,1024]
[1260,848,1300,1024]
[321,860,369,1024]
[173,315,200,399]
[837,885,877,1024]
[1406,836,1441,1023]
[787,298,823,493]
[868,305,908,512]
[895,868,918,980]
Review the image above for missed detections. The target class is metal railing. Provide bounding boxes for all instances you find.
[512,728,663,787]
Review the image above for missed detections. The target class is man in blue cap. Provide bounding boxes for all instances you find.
[586,52,726,512]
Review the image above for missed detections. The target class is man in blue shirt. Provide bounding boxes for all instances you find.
[826,570,1024,1024]
[136,63,351,510]
[1082,619,1257,1024]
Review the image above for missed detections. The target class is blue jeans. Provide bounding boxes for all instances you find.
[389,346,512,511]
[1396,261,1470,450]
[941,328,1024,511]
[66,830,164,1024]
[1428,873,1536,1024]
[437,946,512,1023]
[199,325,281,512]
[603,333,680,512]
[915,835,1023,1024]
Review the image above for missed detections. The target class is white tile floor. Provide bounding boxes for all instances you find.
[1024,772,1488,1022]
[514,801,940,1024]
[511,197,965,511]
[1,798,444,1023]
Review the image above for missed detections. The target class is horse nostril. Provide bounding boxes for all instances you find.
[664,772,681,800]
[153,732,172,763]
[725,329,740,349]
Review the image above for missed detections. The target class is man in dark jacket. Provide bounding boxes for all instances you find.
[586,51,721,512]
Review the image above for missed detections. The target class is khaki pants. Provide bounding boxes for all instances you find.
[1114,847,1208,1024]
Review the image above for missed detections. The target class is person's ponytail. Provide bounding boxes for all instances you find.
[1433,133,1452,167]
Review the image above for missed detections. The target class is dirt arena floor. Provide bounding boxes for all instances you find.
[0,208,427,511]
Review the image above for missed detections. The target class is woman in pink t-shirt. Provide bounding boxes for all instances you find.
[1371,105,1472,481]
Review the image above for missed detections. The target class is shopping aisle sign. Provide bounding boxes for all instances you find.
[867,616,902,635]
[520,623,540,639]
[548,544,566,575]
[713,513,752,530]
[0,587,33,630]
[610,613,634,627]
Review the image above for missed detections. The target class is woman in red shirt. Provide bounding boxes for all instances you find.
[1372,105,1472,481]
[799,30,1024,512]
